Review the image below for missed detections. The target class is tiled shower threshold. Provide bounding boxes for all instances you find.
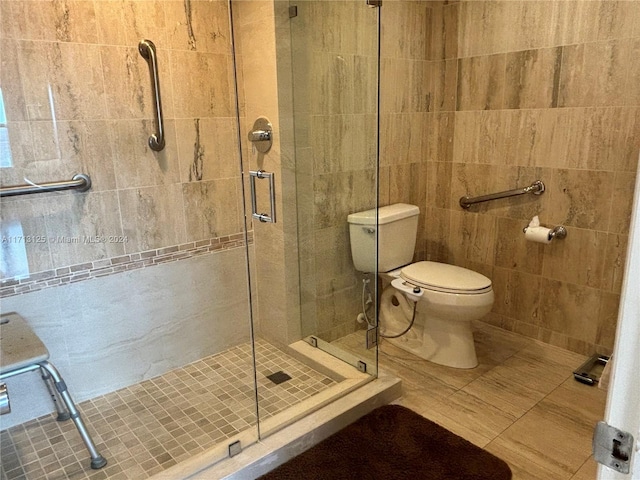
[0,339,394,480]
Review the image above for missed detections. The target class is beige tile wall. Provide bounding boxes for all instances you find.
[0,0,244,278]
[404,0,640,355]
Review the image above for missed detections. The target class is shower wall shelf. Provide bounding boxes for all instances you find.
[0,174,92,197]
[459,180,545,209]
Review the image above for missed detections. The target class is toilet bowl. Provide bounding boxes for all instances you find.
[347,203,494,369]
[380,262,494,369]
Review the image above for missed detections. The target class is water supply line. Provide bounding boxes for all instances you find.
[358,276,421,339]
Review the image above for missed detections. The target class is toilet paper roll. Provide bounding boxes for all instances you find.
[525,226,552,244]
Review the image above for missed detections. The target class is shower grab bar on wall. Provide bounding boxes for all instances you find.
[0,174,92,197]
[459,180,545,209]
[138,39,165,152]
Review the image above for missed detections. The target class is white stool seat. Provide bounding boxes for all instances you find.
[0,312,49,374]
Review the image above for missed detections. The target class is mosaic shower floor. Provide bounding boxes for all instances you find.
[0,339,337,480]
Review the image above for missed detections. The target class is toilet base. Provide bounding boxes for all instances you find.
[385,314,479,369]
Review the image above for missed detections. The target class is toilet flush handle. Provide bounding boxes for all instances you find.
[391,278,423,303]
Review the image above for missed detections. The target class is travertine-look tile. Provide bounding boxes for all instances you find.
[380,58,430,114]
[382,0,431,61]
[430,59,458,112]
[383,321,605,479]
[169,50,235,118]
[109,120,180,189]
[424,112,455,163]
[426,161,451,209]
[0,197,52,277]
[118,184,186,253]
[430,3,459,61]
[175,118,241,183]
[504,47,561,109]
[595,292,620,350]
[182,179,242,242]
[45,191,126,267]
[567,107,637,171]
[1,0,98,43]
[102,0,168,47]
[539,278,601,344]
[17,41,106,121]
[313,114,377,173]
[424,207,450,263]
[601,233,628,293]
[547,168,616,231]
[491,267,542,327]
[389,163,426,208]
[608,171,637,234]
[494,217,545,275]
[100,45,175,120]
[558,39,630,107]
[456,54,506,111]
[164,0,231,54]
[0,39,28,122]
[542,227,607,289]
[313,169,376,229]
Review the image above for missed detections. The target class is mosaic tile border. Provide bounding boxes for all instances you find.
[0,232,254,299]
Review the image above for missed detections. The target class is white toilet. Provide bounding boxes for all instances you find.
[347,203,494,369]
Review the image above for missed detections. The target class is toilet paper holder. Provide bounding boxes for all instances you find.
[522,224,567,241]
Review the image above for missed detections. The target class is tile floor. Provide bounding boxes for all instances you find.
[0,340,337,480]
[336,322,608,480]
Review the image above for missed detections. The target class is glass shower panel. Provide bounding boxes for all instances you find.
[290,0,381,373]
[0,1,259,477]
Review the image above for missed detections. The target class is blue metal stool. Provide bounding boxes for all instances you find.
[0,312,107,469]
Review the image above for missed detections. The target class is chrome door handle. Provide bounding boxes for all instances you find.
[249,170,276,223]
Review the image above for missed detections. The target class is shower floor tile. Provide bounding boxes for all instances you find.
[0,339,338,480]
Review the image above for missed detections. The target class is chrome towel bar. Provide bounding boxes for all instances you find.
[0,174,92,197]
[459,180,545,209]
[138,39,165,151]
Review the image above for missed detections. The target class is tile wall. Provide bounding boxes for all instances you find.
[381,0,640,355]
[0,0,244,279]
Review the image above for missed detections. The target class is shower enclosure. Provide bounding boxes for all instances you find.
[0,0,381,478]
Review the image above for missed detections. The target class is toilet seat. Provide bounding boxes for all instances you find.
[400,261,492,295]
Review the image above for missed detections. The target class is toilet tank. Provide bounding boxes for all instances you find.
[347,203,419,273]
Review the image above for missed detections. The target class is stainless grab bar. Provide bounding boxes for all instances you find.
[249,170,276,223]
[0,174,92,197]
[138,39,165,152]
[459,180,545,209]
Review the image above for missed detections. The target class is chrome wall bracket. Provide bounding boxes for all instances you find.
[228,440,242,458]
[247,117,273,154]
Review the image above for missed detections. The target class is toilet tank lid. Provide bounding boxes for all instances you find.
[401,261,492,292]
[347,203,420,226]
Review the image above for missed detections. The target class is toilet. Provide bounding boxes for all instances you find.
[347,203,494,369]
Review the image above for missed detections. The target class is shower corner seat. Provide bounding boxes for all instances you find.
[0,312,107,470]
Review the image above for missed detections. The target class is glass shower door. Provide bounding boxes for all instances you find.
[290,0,381,373]
[0,0,260,476]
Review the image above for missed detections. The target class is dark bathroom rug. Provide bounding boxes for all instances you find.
[257,404,512,480]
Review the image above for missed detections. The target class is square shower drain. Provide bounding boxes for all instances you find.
[266,371,292,385]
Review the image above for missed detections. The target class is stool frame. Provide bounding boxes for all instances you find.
[0,361,107,469]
